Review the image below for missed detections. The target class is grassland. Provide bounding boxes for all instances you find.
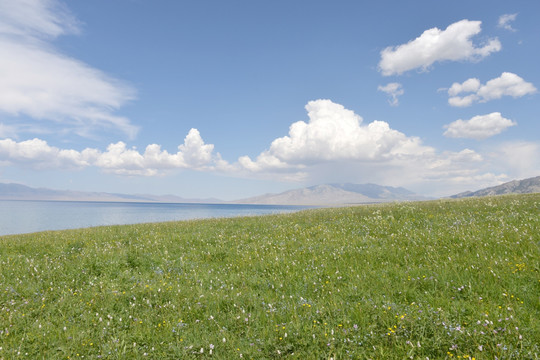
[1,194,539,359]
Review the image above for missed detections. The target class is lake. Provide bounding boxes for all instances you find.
[0,200,312,236]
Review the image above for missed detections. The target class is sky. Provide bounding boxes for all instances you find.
[0,0,539,200]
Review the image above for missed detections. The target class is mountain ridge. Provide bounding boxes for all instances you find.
[451,175,540,198]
[0,182,427,206]
[233,183,429,205]
[4,177,539,206]
[0,183,223,204]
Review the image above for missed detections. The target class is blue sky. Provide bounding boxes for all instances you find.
[0,0,538,200]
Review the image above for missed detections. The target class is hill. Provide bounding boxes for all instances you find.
[451,175,540,198]
[235,183,428,205]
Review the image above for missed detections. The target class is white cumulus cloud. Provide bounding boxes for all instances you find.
[0,129,221,175]
[0,99,518,198]
[0,138,91,169]
[0,0,138,139]
[448,78,481,96]
[234,100,507,194]
[238,99,434,172]
[443,112,516,140]
[448,72,537,107]
[379,19,501,76]
[378,83,404,106]
[91,128,220,175]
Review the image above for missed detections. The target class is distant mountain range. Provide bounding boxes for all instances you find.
[451,175,540,198]
[234,183,430,205]
[0,182,427,206]
[3,176,538,206]
[0,183,222,204]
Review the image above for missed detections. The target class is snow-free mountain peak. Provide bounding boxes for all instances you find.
[235,183,428,205]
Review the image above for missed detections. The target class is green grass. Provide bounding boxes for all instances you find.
[1,194,539,359]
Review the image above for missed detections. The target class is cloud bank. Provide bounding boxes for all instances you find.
[448,72,536,107]
[0,129,219,175]
[443,112,516,140]
[233,100,509,195]
[0,0,138,139]
[379,19,501,76]
[0,99,527,196]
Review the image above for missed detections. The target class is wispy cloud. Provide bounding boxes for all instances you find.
[448,72,537,107]
[0,123,17,138]
[498,13,517,32]
[443,112,516,140]
[378,19,501,76]
[489,141,540,179]
[0,0,79,39]
[0,0,137,139]
[378,83,404,106]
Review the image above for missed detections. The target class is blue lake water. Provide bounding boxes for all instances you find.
[0,200,312,236]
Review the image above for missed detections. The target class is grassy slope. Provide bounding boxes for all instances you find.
[0,194,539,359]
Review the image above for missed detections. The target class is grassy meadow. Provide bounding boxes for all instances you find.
[0,194,539,359]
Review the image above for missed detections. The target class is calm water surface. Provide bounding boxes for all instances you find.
[0,200,311,236]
